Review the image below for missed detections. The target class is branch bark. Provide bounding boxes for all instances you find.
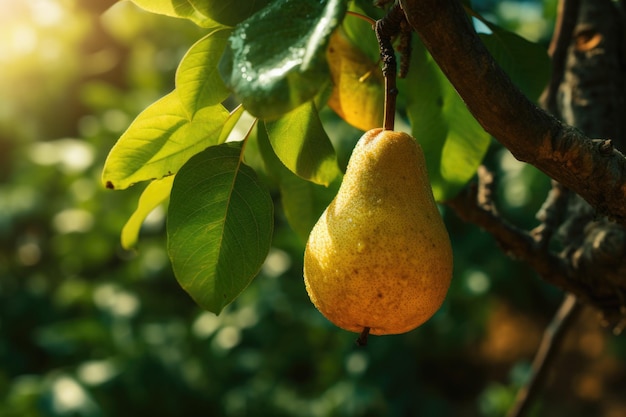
[399,0,626,225]
[540,0,581,114]
[551,0,626,328]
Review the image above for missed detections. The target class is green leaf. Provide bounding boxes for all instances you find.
[167,142,273,314]
[188,0,273,27]
[219,0,347,119]
[218,105,247,143]
[102,91,229,190]
[129,0,220,28]
[257,124,338,241]
[264,101,341,186]
[479,23,551,101]
[176,29,232,117]
[401,38,491,201]
[121,176,174,249]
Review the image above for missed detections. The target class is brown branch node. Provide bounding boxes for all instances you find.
[531,181,570,248]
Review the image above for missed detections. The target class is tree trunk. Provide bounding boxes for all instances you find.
[554,0,626,326]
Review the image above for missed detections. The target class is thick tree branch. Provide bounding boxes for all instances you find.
[444,0,626,328]
[399,0,626,225]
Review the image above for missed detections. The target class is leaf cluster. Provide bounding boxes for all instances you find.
[102,0,551,314]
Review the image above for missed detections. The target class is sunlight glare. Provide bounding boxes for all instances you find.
[31,0,65,27]
[51,376,89,414]
[77,359,120,386]
[0,0,66,59]
[28,139,96,173]
[192,311,221,339]
[9,25,38,56]
[52,208,95,234]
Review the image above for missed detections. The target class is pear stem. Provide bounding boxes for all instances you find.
[356,327,371,346]
[375,3,405,131]
[382,74,398,131]
[374,4,404,130]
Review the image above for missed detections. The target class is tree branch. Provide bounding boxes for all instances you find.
[506,294,582,417]
[532,0,580,248]
[399,0,626,225]
[446,167,592,300]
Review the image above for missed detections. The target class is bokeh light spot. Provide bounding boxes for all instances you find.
[52,209,94,234]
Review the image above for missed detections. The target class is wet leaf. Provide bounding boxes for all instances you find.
[219,0,347,119]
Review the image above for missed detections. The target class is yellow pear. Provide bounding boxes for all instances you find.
[304,128,453,336]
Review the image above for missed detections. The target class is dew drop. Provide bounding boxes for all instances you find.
[356,241,366,253]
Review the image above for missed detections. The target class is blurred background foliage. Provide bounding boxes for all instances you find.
[1,0,625,416]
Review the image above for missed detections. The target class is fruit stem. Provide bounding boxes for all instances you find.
[356,327,370,347]
[375,3,404,131]
[382,74,398,131]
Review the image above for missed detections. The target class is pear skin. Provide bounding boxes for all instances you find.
[304,128,453,335]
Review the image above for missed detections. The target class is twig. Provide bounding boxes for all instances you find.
[506,294,582,417]
[531,180,570,248]
[475,165,496,214]
[375,3,405,130]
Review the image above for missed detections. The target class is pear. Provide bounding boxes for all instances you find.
[304,128,453,335]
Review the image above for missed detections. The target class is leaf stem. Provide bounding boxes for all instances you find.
[346,10,376,26]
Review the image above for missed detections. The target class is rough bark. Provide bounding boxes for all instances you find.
[399,0,626,226]
[553,0,626,324]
